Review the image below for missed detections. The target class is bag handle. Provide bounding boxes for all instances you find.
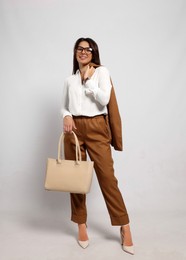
[57,131,82,164]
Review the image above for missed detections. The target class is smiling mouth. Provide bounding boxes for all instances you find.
[79,56,88,61]
[79,55,88,58]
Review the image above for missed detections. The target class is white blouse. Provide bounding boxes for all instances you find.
[61,66,112,117]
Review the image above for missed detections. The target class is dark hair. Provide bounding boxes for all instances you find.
[72,37,101,74]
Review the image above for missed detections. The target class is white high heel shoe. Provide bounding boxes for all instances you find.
[78,239,89,249]
[120,226,135,255]
[78,224,89,249]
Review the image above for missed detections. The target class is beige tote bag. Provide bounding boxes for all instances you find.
[45,131,94,194]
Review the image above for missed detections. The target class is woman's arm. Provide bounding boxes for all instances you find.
[84,66,112,106]
[61,79,76,132]
[61,79,72,118]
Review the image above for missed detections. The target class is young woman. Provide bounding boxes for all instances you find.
[61,37,134,255]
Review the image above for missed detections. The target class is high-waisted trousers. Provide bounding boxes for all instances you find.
[64,115,129,226]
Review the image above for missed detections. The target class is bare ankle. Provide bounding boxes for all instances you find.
[78,223,86,228]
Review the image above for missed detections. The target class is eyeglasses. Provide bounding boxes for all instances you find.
[76,46,93,54]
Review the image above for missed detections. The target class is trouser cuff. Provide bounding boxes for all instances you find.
[110,214,129,226]
[71,214,87,224]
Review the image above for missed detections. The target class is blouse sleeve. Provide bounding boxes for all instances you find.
[84,66,112,106]
[61,78,72,118]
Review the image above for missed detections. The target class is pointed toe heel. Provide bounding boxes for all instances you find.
[122,245,135,255]
[78,224,89,249]
[120,226,135,255]
[78,240,89,249]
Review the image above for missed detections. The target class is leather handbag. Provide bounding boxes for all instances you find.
[45,131,94,194]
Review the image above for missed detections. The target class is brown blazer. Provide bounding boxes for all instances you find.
[90,63,123,151]
[107,81,123,151]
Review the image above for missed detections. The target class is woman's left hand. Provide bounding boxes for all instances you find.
[83,65,95,81]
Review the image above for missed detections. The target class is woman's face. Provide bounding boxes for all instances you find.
[76,41,93,67]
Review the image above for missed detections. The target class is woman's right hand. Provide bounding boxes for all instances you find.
[63,116,77,133]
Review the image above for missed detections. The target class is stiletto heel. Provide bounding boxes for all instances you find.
[120,226,134,255]
[78,240,89,249]
[78,224,89,249]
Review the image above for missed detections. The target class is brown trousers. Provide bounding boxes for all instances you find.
[64,115,129,226]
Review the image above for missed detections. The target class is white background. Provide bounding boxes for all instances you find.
[0,0,186,259]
